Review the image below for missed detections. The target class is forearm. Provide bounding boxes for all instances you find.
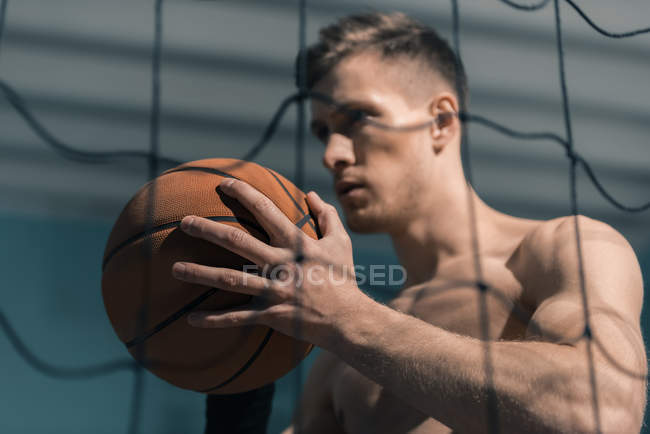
[328,298,615,433]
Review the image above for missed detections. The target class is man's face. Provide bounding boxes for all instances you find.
[310,52,439,234]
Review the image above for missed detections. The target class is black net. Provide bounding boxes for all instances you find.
[0,1,648,433]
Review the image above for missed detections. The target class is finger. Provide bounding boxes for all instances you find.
[172,262,271,297]
[306,191,346,237]
[187,308,263,328]
[219,178,303,244]
[180,215,288,266]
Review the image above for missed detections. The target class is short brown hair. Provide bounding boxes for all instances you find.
[296,11,468,106]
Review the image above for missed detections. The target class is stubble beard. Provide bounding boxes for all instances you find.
[344,184,422,235]
[342,199,393,234]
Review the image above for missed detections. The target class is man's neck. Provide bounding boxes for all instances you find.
[389,184,501,287]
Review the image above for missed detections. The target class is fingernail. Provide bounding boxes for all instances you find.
[220,178,235,188]
[172,262,186,277]
[180,216,195,231]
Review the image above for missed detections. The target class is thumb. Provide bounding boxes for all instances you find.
[306,191,345,237]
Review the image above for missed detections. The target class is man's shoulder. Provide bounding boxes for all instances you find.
[518,214,629,267]
[514,215,640,306]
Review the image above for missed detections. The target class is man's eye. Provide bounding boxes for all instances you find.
[346,109,367,124]
[311,109,370,143]
[337,109,367,135]
[314,125,330,142]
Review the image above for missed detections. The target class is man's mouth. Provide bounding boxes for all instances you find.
[335,180,364,197]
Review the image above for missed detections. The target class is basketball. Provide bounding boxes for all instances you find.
[101,158,320,394]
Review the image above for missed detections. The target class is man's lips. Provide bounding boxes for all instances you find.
[335,180,364,196]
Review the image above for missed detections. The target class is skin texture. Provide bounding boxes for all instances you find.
[172,52,647,433]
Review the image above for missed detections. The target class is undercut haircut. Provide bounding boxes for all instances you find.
[296,11,468,107]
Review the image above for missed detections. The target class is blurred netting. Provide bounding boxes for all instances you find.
[0,1,649,433]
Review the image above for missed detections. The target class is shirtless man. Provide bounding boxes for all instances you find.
[173,12,647,433]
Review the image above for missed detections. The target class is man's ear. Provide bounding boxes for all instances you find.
[429,93,459,154]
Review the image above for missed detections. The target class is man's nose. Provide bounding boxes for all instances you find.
[322,133,355,173]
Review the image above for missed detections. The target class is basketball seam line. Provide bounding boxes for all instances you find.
[264,167,317,232]
[124,287,219,349]
[156,164,315,231]
[295,213,312,229]
[199,328,275,393]
[103,163,320,270]
[101,216,265,271]
[156,163,317,234]
[166,166,312,228]
[162,165,238,179]
[115,213,311,358]
[125,284,275,394]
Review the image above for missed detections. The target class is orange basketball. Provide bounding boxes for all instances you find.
[101,158,319,394]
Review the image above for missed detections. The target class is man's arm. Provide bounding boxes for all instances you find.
[174,184,646,433]
[330,216,646,433]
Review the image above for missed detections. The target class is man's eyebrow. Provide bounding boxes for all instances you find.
[332,99,376,112]
[312,93,375,111]
[309,98,375,130]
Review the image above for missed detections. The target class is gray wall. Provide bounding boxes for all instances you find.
[1,1,648,433]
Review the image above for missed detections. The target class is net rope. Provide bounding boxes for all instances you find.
[0,0,648,433]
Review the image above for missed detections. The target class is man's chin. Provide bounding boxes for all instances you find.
[343,212,385,234]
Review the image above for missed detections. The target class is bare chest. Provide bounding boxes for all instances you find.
[330,260,532,434]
